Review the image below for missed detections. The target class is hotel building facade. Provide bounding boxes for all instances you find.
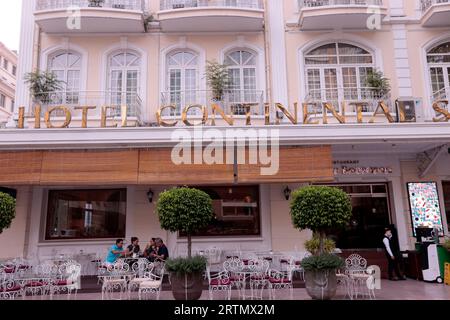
[1,0,450,270]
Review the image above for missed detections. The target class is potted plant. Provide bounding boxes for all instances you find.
[290,186,352,300]
[365,69,391,98]
[205,60,230,102]
[24,70,64,104]
[156,187,214,300]
[443,237,450,251]
[0,192,16,234]
[305,236,336,256]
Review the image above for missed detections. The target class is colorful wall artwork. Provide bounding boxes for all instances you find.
[407,182,444,236]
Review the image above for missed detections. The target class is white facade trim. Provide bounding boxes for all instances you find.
[40,42,89,95]
[100,40,148,120]
[159,39,207,96]
[267,0,288,106]
[15,0,36,112]
[392,24,413,97]
[219,38,266,95]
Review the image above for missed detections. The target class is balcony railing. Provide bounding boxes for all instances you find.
[421,0,450,12]
[31,90,142,120]
[160,89,265,116]
[304,87,392,114]
[35,0,145,11]
[160,0,264,11]
[298,0,383,9]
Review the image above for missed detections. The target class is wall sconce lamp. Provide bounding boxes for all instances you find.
[284,186,292,201]
[147,189,154,203]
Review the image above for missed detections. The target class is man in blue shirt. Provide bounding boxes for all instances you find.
[105,239,126,265]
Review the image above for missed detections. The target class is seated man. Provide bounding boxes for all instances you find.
[154,238,169,262]
[127,237,141,258]
[144,238,157,262]
[105,239,126,265]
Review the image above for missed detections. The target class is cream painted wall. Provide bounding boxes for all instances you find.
[269,184,312,252]
[0,187,31,259]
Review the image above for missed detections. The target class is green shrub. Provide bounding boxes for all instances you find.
[301,254,344,271]
[290,186,352,255]
[165,256,208,276]
[0,192,16,234]
[305,236,336,255]
[157,187,213,258]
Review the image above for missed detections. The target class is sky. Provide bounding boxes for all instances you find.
[0,0,22,52]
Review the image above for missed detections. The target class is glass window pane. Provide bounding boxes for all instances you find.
[45,189,127,240]
[430,67,445,97]
[307,43,337,56]
[339,55,373,64]
[324,69,338,101]
[338,43,370,55]
[305,56,337,65]
[180,186,261,237]
[428,42,450,54]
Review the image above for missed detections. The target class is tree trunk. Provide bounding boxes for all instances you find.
[318,231,326,255]
[187,234,192,259]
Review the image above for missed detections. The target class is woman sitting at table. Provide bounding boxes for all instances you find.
[144,238,157,262]
[105,239,126,265]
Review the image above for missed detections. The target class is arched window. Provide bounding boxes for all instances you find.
[224,50,258,111]
[304,42,375,102]
[427,42,450,100]
[166,50,199,115]
[107,50,141,107]
[48,51,82,104]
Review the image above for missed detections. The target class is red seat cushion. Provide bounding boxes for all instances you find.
[18,265,30,270]
[0,285,21,293]
[210,278,231,286]
[55,280,70,286]
[295,261,302,266]
[280,259,289,264]
[250,275,269,280]
[25,281,48,287]
[229,275,244,282]
[268,277,290,284]
[263,257,273,261]
[242,260,249,265]
[4,267,15,274]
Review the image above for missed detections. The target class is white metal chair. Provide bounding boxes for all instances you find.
[344,254,369,300]
[0,279,24,300]
[50,263,81,300]
[127,262,154,300]
[138,266,165,301]
[248,259,270,300]
[206,266,232,300]
[267,269,293,300]
[101,263,132,300]
[223,258,245,299]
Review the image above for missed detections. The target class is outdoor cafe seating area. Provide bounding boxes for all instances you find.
[0,248,379,300]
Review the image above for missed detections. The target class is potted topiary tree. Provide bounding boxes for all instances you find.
[290,186,352,300]
[0,192,16,234]
[24,70,64,104]
[205,60,230,102]
[156,187,214,300]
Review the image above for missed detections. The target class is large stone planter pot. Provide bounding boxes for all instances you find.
[304,269,338,300]
[170,271,204,300]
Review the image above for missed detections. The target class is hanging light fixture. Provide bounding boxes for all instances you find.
[284,186,292,201]
[147,189,154,203]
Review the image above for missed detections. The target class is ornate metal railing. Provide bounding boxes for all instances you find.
[160,0,264,11]
[160,89,265,116]
[35,0,145,11]
[421,0,450,13]
[299,0,383,9]
[304,86,392,114]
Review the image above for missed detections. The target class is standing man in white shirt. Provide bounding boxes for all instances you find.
[383,227,406,281]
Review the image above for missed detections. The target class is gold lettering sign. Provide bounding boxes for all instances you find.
[211,104,234,126]
[302,103,320,125]
[322,102,345,124]
[243,103,258,126]
[74,106,96,128]
[182,105,208,126]
[101,106,118,128]
[348,102,367,124]
[45,106,72,129]
[34,105,41,129]
[276,103,298,125]
[18,107,25,129]
[265,103,270,126]
[156,105,178,127]
[369,101,395,123]
[432,100,450,122]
